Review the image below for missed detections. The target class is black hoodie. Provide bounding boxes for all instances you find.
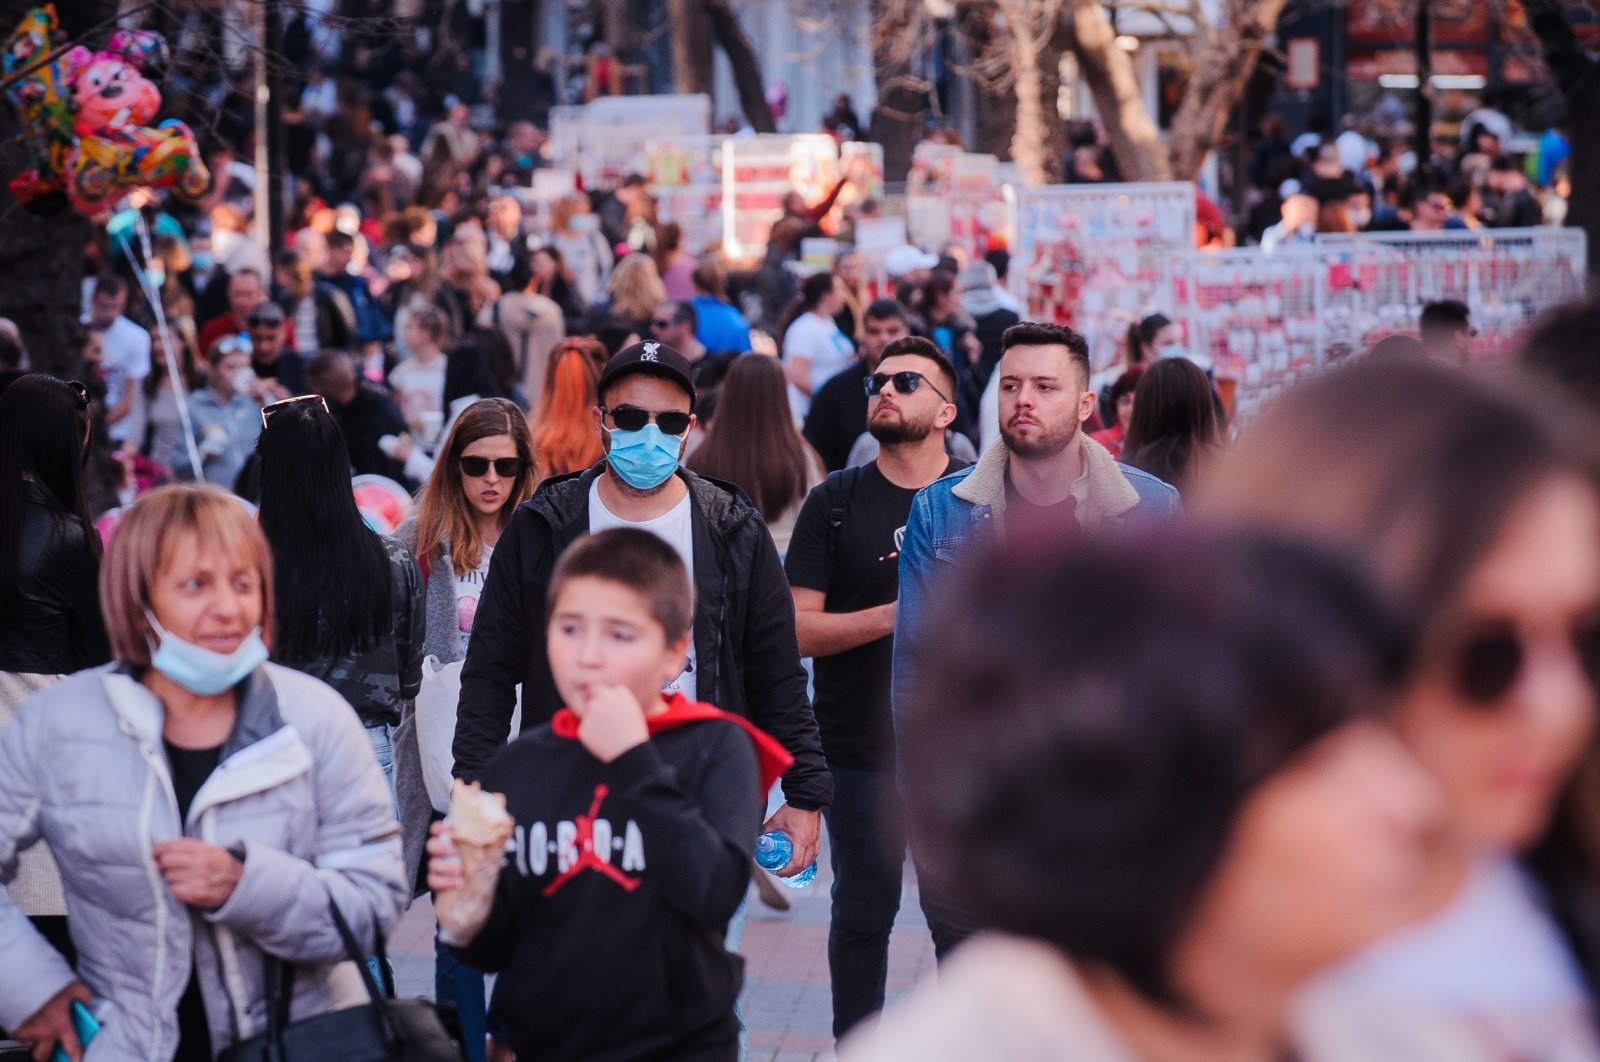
[459,714,760,1060]
[452,463,832,811]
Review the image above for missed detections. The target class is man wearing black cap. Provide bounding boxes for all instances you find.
[454,341,832,881]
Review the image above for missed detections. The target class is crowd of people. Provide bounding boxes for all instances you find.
[3,6,1600,1058]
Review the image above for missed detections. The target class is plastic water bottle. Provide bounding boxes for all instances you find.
[754,830,817,888]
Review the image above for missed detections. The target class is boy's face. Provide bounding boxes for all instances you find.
[548,576,689,714]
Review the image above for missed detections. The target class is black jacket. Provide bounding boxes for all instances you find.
[462,719,756,1058]
[0,487,110,675]
[802,359,870,473]
[453,464,832,810]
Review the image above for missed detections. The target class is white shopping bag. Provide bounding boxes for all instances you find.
[415,655,521,813]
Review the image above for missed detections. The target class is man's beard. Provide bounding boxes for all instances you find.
[869,408,936,445]
[1000,416,1077,459]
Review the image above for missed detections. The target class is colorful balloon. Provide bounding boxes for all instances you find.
[3,5,210,219]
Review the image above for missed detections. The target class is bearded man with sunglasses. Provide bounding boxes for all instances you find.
[454,341,832,882]
[890,321,1181,957]
[784,336,969,1041]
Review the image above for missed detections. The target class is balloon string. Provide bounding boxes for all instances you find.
[132,212,205,479]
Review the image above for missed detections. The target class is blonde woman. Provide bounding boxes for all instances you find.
[0,484,404,1058]
[596,252,666,337]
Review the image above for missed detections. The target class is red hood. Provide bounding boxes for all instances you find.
[551,693,793,793]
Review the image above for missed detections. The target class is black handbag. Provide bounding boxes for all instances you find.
[218,898,463,1062]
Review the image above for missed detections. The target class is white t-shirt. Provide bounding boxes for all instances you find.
[455,545,492,655]
[588,480,697,700]
[784,311,856,423]
[389,354,447,436]
[1299,856,1600,1060]
[81,314,151,443]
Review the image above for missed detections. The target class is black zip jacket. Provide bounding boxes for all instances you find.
[0,487,110,675]
[452,463,832,810]
[460,719,757,1059]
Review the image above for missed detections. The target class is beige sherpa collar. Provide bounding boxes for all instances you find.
[953,434,1140,530]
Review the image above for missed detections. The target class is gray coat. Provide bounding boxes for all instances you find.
[0,663,407,1058]
[391,518,460,891]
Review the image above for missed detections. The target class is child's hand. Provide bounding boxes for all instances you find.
[577,683,650,763]
[426,821,464,893]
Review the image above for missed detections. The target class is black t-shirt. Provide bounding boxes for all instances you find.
[784,459,965,769]
[802,360,870,473]
[164,740,222,1062]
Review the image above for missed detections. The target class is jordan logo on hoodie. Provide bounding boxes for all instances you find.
[510,784,646,895]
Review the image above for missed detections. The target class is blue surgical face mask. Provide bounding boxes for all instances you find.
[604,423,683,491]
[146,612,268,696]
[191,251,215,273]
[1159,342,1189,361]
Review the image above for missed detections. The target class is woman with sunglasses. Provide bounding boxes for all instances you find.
[254,400,425,797]
[688,354,825,554]
[1198,358,1600,1059]
[0,375,110,970]
[392,397,538,1062]
[843,529,1440,1060]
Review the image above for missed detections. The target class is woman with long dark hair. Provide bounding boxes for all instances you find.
[532,338,607,477]
[1199,359,1600,1058]
[254,399,424,793]
[0,374,109,965]
[394,397,539,1062]
[687,354,823,552]
[1120,357,1219,494]
[781,271,854,423]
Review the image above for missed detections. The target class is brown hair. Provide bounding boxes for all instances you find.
[415,398,540,576]
[1121,358,1219,494]
[532,339,607,476]
[100,483,276,668]
[687,354,816,523]
[547,527,693,643]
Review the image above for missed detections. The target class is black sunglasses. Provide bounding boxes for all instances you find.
[649,317,676,329]
[601,405,692,436]
[864,370,950,403]
[1446,618,1600,705]
[459,455,525,478]
[261,393,329,428]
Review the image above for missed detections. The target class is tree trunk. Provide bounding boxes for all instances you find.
[0,0,115,375]
[668,0,715,97]
[958,4,1017,160]
[869,0,928,180]
[1057,0,1171,181]
[1007,5,1048,184]
[1164,0,1285,179]
[1526,0,1600,280]
[706,0,776,132]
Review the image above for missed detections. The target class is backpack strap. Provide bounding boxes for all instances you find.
[823,464,864,558]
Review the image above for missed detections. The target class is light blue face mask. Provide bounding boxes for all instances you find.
[604,423,683,491]
[146,613,268,696]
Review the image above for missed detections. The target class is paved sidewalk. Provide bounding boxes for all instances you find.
[392,832,937,1061]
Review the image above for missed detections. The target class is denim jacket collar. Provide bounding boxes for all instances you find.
[952,435,1141,530]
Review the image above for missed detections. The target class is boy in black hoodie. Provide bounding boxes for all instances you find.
[427,528,791,1061]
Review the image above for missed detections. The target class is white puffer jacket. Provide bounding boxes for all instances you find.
[0,663,407,1059]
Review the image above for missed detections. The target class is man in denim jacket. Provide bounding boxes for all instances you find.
[890,322,1180,957]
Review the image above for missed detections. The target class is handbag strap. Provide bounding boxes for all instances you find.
[326,896,393,1008]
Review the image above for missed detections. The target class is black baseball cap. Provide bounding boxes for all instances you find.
[598,341,697,411]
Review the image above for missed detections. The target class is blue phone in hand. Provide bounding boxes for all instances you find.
[50,1001,99,1062]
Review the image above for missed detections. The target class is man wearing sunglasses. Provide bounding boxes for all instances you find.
[785,336,969,1041]
[649,300,706,363]
[455,341,831,881]
[890,321,1181,958]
